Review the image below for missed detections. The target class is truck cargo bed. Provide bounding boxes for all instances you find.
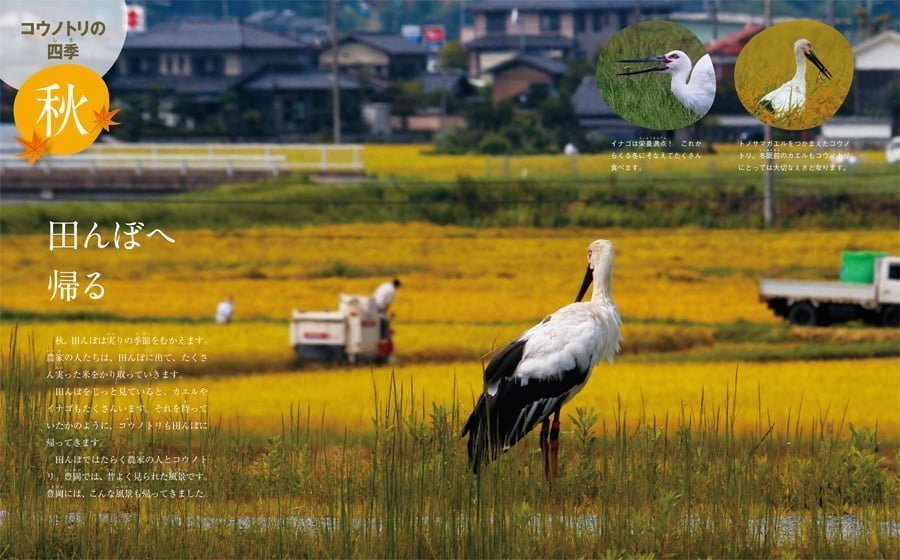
[759,279,877,307]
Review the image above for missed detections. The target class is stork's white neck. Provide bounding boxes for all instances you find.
[792,47,807,83]
[590,252,614,302]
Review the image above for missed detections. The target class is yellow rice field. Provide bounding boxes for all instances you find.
[362,144,887,179]
[64,358,900,438]
[4,224,897,439]
[3,224,897,324]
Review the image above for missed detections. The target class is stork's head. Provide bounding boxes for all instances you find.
[575,239,614,302]
[795,38,832,79]
[661,50,692,76]
[615,50,691,77]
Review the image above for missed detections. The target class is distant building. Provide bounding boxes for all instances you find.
[319,32,428,84]
[108,18,364,137]
[418,68,477,99]
[705,23,763,115]
[244,9,329,47]
[819,116,893,148]
[486,55,567,102]
[571,76,640,139]
[464,0,674,78]
[851,30,900,131]
[241,68,363,135]
[112,18,315,84]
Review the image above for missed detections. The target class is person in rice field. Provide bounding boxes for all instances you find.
[372,278,401,337]
[215,296,234,324]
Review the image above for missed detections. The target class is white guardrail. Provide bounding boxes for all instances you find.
[0,143,364,175]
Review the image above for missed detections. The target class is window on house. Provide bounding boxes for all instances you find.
[192,56,223,76]
[574,12,585,32]
[290,100,307,122]
[486,12,505,32]
[127,56,157,75]
[591,11,602,31]
[540,12,559,31]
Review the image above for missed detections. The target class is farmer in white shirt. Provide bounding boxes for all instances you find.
[373,278,401,313]
[215,296,234,324]
[372,278,401,337]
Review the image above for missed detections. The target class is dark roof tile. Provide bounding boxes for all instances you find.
[464,34,576,50]
[486,54,568,76]
[242,69,360,91]
[342,33,428,55]
[125,18,308,50]
[107,74,246,95]
[572,76,615,117]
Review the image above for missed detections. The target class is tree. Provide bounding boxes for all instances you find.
[219,91,242,139]
[440,41,468,71]
[384,81,424,131]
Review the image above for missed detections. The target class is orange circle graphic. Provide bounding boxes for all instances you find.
[13,64,110,155]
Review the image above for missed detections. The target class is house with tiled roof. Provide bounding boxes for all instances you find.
[108,18,367,138]
[851,30,900,127]
[571,76,640,138]
[486,55,568,102]
[318,32,428,83]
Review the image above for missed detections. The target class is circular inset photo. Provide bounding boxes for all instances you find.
[596,20,716,130]
[735,20,853,130]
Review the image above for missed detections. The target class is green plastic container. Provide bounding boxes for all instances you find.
[840,251,886,284]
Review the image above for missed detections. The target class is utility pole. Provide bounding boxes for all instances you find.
[329,0,342,144]
[710,0,719,41]
[762,0,775,226]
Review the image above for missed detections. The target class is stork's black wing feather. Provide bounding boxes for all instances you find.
[462,356,589,473]
[482,339,526,386]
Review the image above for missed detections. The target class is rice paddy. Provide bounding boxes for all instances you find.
[1,163,897,556]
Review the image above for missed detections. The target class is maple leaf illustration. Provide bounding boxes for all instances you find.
[92,105,121,132]
[14,132,50,166]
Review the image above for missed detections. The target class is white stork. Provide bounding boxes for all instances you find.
[462,239,622,479]
[616,51,716,117]
[758,38,832,116]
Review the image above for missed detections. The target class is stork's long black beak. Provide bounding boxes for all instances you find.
[615,55,667,76]
[575,265,593,303]
[805,50,832,80]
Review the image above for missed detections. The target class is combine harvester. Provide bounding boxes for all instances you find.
[759,252,899,327]
[290,295,393,364]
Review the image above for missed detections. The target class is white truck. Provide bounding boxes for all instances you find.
[290,294,393,364]
[759,255,900,327]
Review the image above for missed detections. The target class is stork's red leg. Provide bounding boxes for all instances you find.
[539,418,551,482]
[550,409,561,479]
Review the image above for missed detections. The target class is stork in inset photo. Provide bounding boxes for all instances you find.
[616,50,716,117]
[462,239,622,481]
[758,38,832,116]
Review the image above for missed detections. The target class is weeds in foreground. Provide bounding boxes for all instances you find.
[1,330,897,558]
